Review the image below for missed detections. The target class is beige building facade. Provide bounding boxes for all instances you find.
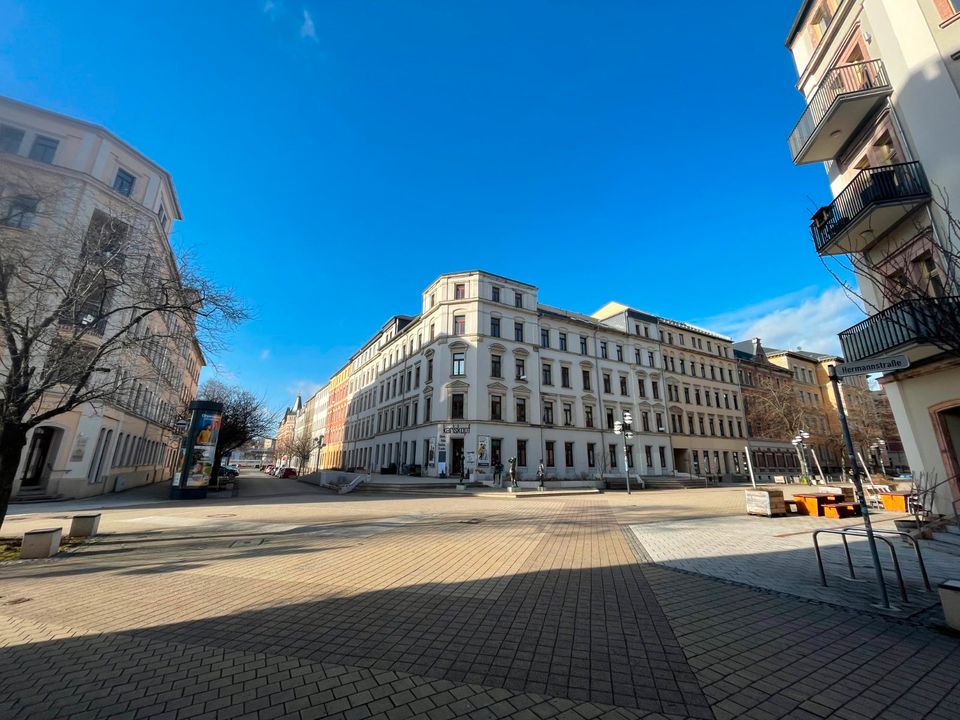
[1,96,203,499]
[296,271,749,484]
[787,0,960,511]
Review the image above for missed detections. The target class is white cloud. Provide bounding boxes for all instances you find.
[300,9,317,40]
[287,380,322,400]
[262,0,279,19]
[700,287,865,357]
[259,349,271,361]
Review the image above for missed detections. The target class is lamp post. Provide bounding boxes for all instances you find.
[614,411,634,494]
[314,435,324,473]
[792,430,811,481]
[870,439,886,477]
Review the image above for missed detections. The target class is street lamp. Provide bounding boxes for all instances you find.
[314,435,324,473]
[870,439,886,477]
[614,411,634,494]
[791,430,811,481]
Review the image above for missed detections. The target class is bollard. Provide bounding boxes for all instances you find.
[69,513,101,537]
[21,528,62,559]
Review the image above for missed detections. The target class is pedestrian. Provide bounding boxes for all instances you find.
[537,460,545,489]
[493,460,503,487]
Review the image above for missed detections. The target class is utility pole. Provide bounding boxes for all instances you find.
[829,364,890,609]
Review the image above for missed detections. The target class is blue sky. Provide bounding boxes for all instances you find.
[0,1,863,412]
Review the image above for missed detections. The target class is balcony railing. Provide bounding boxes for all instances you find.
[839,296,959,363]
[811,161,931,255]
[789,59,892,164]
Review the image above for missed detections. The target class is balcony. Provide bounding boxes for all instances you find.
[811,161,931,255]
[838,296,959,363]
[789,60,892,165]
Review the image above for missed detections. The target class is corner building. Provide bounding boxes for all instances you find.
[328,271,748,483]
[786,0,960,511]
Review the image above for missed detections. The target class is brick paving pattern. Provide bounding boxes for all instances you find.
[2,485,960,719]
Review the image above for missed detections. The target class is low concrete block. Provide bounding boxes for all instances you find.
[21,527,62,559]
[69,513,101,537]
[940,580,960,632]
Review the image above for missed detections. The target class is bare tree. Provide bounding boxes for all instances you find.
[821,192,960,358]
[286,435,314,476]
[198,380,276,482]
[0,162,245,524]
[745,374,819,442]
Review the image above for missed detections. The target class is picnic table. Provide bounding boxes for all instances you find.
[879,490,913,513]
[792,492,843,517]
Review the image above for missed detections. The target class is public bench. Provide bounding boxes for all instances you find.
[822,502,861,519]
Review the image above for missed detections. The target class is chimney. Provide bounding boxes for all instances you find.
[752,337,766,363]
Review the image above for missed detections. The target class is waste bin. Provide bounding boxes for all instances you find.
[939,580,960,631]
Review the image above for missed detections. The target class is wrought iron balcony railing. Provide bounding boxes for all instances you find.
[789,59,891,163]
[811,161,931,254]
[839,296,959,363]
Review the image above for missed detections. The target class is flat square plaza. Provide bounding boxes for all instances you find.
[2,481,959,720]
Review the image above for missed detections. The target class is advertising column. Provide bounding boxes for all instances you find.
[171,400,224,500]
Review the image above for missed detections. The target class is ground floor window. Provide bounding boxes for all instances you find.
[564,442,574,467]
[545,441,555,467]
[517,439,527,466]
[587,443,595,467]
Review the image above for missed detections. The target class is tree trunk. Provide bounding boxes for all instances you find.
[0,422,29,529]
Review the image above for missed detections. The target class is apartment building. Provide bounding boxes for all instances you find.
[297,271,748,483]
[786,0,960,511]
[0,96,203,499]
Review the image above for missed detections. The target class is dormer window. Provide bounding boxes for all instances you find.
[29,135,58,164]
[113,169,136,197]
[157,204,168,228]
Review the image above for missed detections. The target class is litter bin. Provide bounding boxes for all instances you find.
[939,580,960,631]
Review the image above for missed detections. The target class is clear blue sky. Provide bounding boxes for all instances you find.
[0,0,860,412]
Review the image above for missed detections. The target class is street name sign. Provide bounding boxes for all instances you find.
[834,354,910,377]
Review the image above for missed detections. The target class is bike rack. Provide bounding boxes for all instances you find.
[813,528,910,605]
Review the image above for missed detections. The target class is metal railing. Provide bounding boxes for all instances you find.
[789,59,890,160]
[810,161,930,253]
[838,296,959,362]
[813,527,931,606]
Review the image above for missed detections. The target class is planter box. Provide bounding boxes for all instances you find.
[746,490,786,517]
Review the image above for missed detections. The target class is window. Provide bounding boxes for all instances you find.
[543,401,554,425]
[415,366,421,387]
[917,252,945,297]
[113,168,136,197]
[684,387,691,403]
[619,376,628,396]
[641,412,650,432]
[0,195,38,229]
[514,292,523,308]
[540,329,550,348]
[492,286,501,302]
[651,381,660,400]
[609,444,617,468]
[451,393,464,419]
[430,293,436,307]
[582,370,591,391]
[0,125,25,153]
[491,395,502,420]
[542,363,553,385]
[517,439,527,465]
[600,341,608,359]
[430,323,435,341]
[454,283,465,299]
[454,315,466,336]
[587,443,596,467]
[709,418,716,436]
[626,445,634,468]
[491,317,501,337]
[698,416,705,434]
[606,408,615,429]
[516,397,527,422]
[157,204,167,228]
[514,322,524,342]
[427,358,433,382]
[659,447,667,469]
[645,445,654,469]
[695,389,702,405]
[561,366,570,388]
[615,345,623,362]
[491,354,502,378]
[452,352,465,376]
[585,405,594,428]
[580,336,588,354]
[516,358,526,380]
[563,402,573,426]
[603,374,611,394]
[647,351,655,367]
[655,413,663,432]
[637,378,646,398]
[559,333,567,351]
[29,135,58,163]
[544,441,555,467]
[936,0,959,21]
[564,442,574,467]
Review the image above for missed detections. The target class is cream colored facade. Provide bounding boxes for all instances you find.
[787,0,960,512]
[300,271,748,483]
[1,96,203,499]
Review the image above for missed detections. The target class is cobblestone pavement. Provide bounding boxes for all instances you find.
[628,514,960,616]
[2,487,959,719]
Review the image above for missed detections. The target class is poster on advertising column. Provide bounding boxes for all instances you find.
[476,435,490,467]
[185,410,222,487]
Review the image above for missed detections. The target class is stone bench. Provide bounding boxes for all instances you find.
[21,527,62,559]
[69,513,101,537]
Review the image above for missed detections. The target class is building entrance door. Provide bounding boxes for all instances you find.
[450,438,464,477]
[935,405,960,483]
[21,427,56,488]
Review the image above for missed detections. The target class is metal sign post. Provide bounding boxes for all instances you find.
[828,364,890,609]
[744,445,757,488]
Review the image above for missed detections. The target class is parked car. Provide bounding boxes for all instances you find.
[263,464,275,474]
[280,467,298,478]
[218,465,239,478]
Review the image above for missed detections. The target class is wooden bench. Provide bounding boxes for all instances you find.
[784,499,800,514]
[823,502,861,519]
